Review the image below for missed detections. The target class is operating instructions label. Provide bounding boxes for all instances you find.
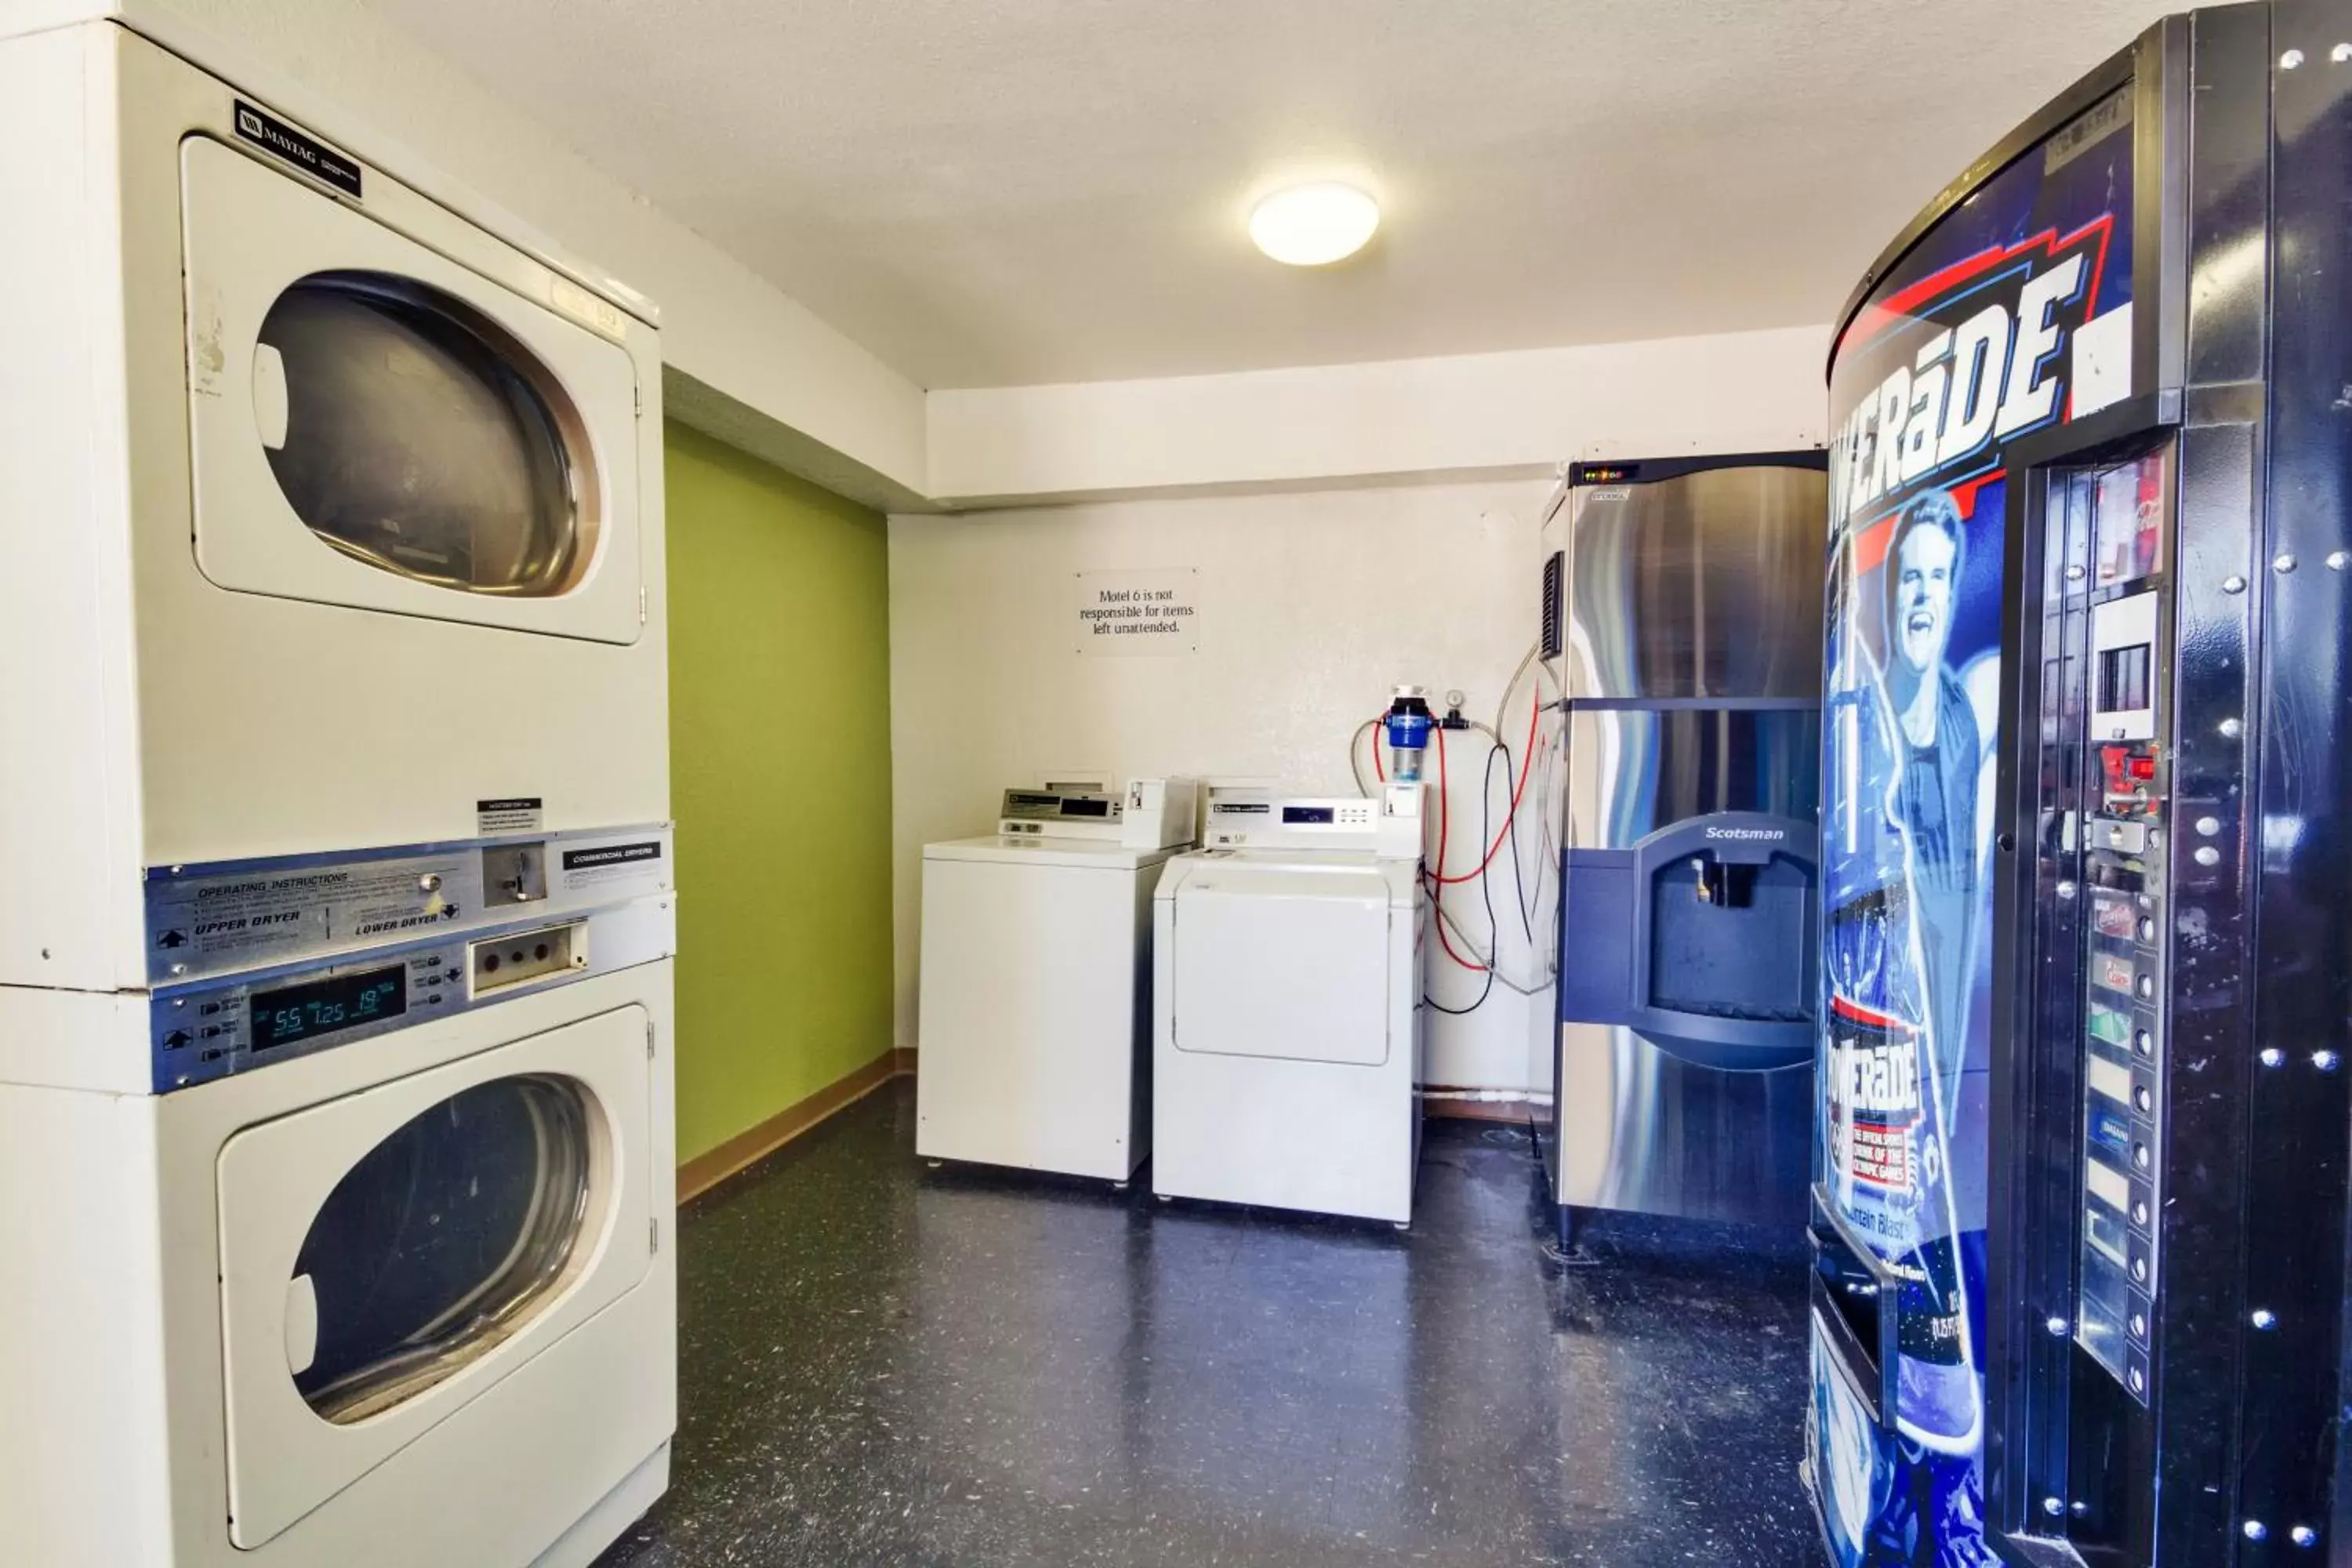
[1075,568,1200,655]
[146,849,481,980]
[477,797,545,835]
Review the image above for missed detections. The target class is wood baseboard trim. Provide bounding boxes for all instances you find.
[677,1048,914,1203]
[1422,1095,1534,1123]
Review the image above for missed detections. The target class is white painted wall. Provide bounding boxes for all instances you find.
[890,477,1562,1093]
[927,325,1829,506]
[31,0,931,505]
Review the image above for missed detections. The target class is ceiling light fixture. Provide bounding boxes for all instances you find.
[1248,182,1381,266]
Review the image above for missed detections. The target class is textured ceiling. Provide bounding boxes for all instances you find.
[370,0,2183,389]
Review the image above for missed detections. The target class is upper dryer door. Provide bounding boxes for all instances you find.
[180,136,643,644]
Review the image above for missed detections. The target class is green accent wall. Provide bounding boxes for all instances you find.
[664,422,895,1164]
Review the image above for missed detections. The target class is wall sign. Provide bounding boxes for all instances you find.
[1075,568,1200,655]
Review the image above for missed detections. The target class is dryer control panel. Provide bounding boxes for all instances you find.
[143,824,671,984]
[143,828,676,1092]
[151,895,673,1092]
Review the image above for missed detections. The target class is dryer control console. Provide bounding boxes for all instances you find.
[143,828,675,1091]
[143,824,671,983]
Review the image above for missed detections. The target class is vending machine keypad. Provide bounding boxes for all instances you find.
[2071,454,2170,1408]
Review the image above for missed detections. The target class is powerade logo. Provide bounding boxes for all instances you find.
[1828,216,2116,533]
[1824,995,1925,1208]
[1831,1037,1922,1116]
[1828,1035,1922,1196]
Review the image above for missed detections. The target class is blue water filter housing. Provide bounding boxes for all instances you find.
[1384,687,1433,783]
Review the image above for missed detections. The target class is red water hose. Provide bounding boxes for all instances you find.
[1428,723,1488,973]
[1430,695,1543,886]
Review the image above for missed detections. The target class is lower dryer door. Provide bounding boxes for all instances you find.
[216,1006,653,1548]
[1171,866,1393,1065]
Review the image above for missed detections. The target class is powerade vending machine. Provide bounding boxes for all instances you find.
[1809,4,2352,1565]
[1806,15,2145,1566]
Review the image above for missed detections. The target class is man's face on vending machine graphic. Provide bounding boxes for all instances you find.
[1891,503,1960,681]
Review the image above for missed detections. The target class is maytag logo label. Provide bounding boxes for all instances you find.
[233,100,364,199]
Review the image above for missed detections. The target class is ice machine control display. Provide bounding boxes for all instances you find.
[249,965,407,1050]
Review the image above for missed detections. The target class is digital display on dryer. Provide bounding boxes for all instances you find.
[249,965,407,1051]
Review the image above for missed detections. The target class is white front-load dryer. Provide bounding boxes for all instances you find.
[1151,788,1427,1225]
[0,13,680,1565]
[0,15,669,996]
[0,862,678,1568]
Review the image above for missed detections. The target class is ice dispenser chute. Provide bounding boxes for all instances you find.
[1558,811,1817,1072]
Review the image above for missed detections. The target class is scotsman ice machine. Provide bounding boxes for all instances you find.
[1806,4,2352,1563]
[1529,454,1828,1242]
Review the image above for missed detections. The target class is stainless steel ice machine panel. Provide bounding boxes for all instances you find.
[1531,456,1828,1238]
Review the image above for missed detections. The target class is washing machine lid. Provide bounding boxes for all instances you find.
[1167,857,1413,1067]
[215,1004,653,1548]
[924,836,1176,872]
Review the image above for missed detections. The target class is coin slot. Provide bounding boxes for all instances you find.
[468,920,586,996]
[482,841,549,906]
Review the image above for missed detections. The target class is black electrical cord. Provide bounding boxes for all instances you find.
[1425,739,1504,1017]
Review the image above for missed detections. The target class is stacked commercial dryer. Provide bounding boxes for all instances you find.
[0,13,677,1566]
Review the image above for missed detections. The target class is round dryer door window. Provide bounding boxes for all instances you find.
[288,1073,600,1424]
[255,271,600,597]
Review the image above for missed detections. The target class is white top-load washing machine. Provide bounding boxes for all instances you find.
[0,13,677,1567]
[918,779,1200,1182]
[1152,784,1426,1225]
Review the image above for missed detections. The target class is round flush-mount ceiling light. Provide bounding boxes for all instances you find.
[1248,182,1381,266]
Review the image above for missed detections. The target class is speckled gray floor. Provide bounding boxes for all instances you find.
[593,1082,1818,1567]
